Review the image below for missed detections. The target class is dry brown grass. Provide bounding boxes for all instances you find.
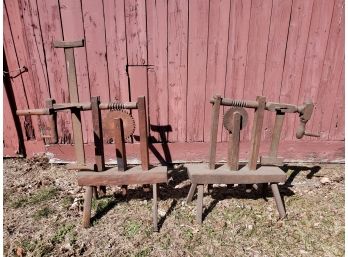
[3,157,344,257]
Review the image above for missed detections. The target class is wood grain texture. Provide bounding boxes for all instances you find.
[204,0,231,142]
[186,0,209,142]
[81,0,109,101]
[168,0,188,142]
[147,0,168,141]
[104,0,129,103]
[242,0,272,140]
[329,67,344,140]
[125,0,147,65]
[3,4,31,142]
[295,0,335,139]
[59,0,93,143]
[279,0,314,140]
[262,0,292,140]
[223,0,252,141]
[37,0,72,143]
[309,0,344,140]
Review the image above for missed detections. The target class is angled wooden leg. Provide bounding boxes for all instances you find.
[186,183,197,203]
[82,186,93,228]
[271,183,286,219]
[152,184,158,232]
[196,184,204,224]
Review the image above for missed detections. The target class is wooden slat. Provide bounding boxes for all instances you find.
[242,0,272,140]
[187,164,287,184]
[204,0,231,142]
[168,0,188,142]
[295,0,335,139]
[103,0,129,103]
[309,0,344,140]
[279,0,314,140]
[147,0,168,141]
[329,67,344,140]
[81,0,109,101]
[223,0,252,142]
[77,166,167,186]
[59,0,93,143]
[186,0,209,142]
[37,0,72,143]
[262,0,292,141]
[125,0,147,65]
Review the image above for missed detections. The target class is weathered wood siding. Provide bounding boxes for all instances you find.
[4,0,344,160]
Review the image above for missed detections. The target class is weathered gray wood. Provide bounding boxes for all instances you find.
[138,96,150,170]
[53,40,84,48]
[82,186,93,228]
[77,166,168,186]
[152,184,158,232]
[271,183,286,219]
[228,112,241,170]
[247,96,266,170]
[196,184,204,224]
[187,164,286,184]
[209,95,222,169]
[186,183,197,203]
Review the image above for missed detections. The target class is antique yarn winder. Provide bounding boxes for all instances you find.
[186,95,319,224]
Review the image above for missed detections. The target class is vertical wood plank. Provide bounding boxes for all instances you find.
[3,4,31,141]
[81,0,109,101]
[262,0,293,140]
[5,0,46,141]
[37,0,73,143]
[242,0,272,140]
[295,0,335,139]
[309,0,344,140]
[128,66,148,139]
[223,0,252,141]
[186,0,210,142]
[168,0,188,142]
[59,0,93,143]
[104,0,129,103]
[3,85,20,156]
[279,0,314,140]
[329,67,344,140]
[19,0,52,140]
[204,0,231,142]
[147,0,168,141]
[125,0,147,65]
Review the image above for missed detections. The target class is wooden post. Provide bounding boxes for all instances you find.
[152,184,158,232]
[114,118,127,195]
[247,96,266,170]
[53,40,85,164]
[269,111,285,157]
[196,184,204,224]
[271,183,286,219]
[227,112,241,170]
[137,96,149,171]
[209,95,222,169]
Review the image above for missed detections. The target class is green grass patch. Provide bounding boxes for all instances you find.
[11,187,58,208]
[32,206,55,220]
[52,224,75,244]
[123,220,142,238]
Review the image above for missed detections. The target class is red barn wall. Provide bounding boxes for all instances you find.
[3,0,344,163]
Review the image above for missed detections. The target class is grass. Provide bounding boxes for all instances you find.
[52,224,76,244]
[32,206,55,220]
[11,187,58,208]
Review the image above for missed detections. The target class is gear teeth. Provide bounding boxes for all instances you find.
[103,110,136,140]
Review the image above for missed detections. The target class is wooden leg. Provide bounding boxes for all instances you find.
[196,185,204,224]
[271,183,286,219]
[82,186,93,228]
[152,184,158,232]
[186,183,197,203]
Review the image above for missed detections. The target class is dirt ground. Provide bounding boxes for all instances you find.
[3,157,344,257]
